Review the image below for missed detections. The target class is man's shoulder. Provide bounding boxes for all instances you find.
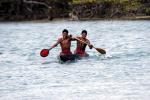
[77,37,82,39]
[86,38,89,41]
[58,37,63,42]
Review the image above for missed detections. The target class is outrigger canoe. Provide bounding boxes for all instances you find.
[58,54,79,63]
[40,48,106,63]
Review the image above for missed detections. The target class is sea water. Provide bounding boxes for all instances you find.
[0,20,150,100]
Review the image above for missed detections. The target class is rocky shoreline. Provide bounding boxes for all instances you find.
[0,16,150,22]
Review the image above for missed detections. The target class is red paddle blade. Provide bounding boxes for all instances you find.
[40,49,49,57]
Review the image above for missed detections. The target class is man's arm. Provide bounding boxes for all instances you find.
[68,34,77,41]
[72,36,82,41]
[49,38,61,50]
[86,39,93,49]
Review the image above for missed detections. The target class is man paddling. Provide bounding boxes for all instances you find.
[49,29,76,62]
[74,30,93,57]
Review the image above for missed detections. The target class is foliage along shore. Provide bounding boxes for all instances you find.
[0,0,150,21]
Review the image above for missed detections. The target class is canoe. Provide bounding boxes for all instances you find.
[58,54,79,62]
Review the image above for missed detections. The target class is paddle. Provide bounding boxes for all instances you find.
[40,48,52,57]
[74,37,106,54]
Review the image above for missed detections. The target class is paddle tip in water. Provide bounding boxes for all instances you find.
[40,49,49,57]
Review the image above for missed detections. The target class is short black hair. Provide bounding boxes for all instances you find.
[62,29,68,33]
[81,30,87,34]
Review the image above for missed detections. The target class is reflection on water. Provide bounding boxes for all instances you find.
[0,20,150,100]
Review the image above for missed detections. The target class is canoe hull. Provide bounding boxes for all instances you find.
[58,54,79,62]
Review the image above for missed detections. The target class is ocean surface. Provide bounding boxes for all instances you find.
[0,20,150,100]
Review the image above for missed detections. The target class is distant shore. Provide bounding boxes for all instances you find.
[0,16,150,22]
[72,16,150,21]
[0,1,149,22]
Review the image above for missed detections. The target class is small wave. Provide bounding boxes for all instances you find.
[41,60,58,64]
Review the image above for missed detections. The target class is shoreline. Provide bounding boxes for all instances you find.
[73,16,150,21]
[0,16,150,22]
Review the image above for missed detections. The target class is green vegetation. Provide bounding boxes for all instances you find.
[71,0,150,19]
[0,0,149,21]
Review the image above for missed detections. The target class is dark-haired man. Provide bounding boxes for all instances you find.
[74,30,93,57]
[50,29,76,62]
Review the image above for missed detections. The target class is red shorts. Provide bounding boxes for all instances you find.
[74,50,88,57]
[60,50,72,55]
